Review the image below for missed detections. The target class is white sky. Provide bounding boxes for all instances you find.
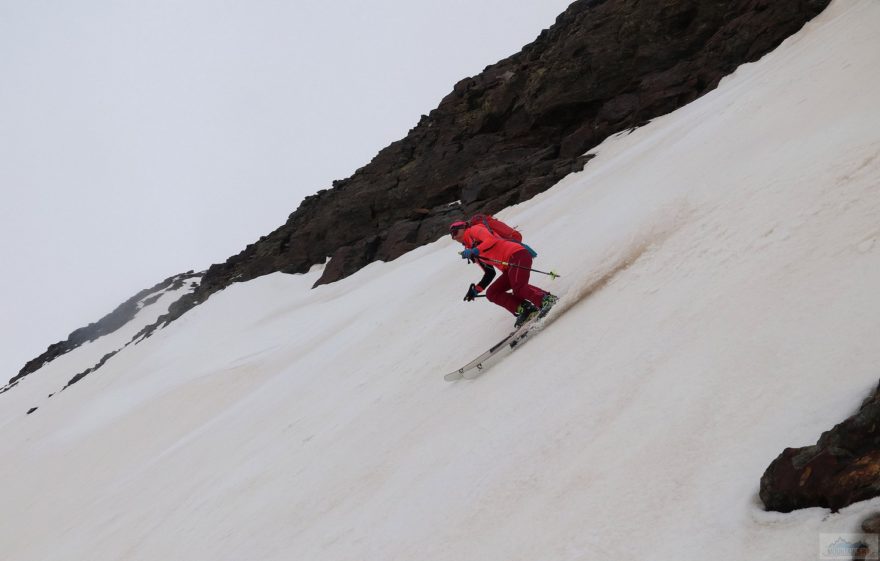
[0,0,573,379]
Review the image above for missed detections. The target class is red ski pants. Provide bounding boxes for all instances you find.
[485,250,547,315]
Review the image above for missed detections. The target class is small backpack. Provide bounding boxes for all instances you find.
[469,214,537,257]
[469,214,523,242]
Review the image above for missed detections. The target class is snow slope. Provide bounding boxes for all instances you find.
[2,1,879,559]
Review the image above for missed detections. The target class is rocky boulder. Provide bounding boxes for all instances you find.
[760,380,880,512]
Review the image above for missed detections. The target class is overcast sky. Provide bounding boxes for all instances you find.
[0,0,572,379]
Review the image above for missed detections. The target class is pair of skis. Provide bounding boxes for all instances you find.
[443,305,552,381]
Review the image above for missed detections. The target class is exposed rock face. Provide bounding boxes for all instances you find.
[760,381,880,513]
[151,0,829,330]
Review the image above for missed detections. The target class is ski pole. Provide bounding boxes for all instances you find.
[473,256,561,279]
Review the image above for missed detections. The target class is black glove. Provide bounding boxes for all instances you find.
[463,283,482,302]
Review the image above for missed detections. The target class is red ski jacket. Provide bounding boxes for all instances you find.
[460,223,526,270]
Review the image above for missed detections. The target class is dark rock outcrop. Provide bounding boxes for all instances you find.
[760,381,880,512]
[62,350,121,390]
[149,0,829,331]
[863,513,880,534]
[3,271,201,390]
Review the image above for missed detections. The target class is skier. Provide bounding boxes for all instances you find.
[450,219,557,327]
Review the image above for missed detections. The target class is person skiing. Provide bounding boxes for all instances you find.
[450,219,557,327]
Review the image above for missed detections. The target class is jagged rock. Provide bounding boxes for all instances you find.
[760,380,880,512]
[63,350,120,390]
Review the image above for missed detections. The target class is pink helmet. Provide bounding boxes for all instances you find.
[449,221,468,235]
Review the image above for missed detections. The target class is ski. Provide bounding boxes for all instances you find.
[442,314,542,381]
[443,295,560,381]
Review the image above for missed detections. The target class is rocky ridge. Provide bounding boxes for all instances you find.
[2,272,201,394]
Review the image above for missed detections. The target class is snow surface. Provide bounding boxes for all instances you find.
[2,1,880,559]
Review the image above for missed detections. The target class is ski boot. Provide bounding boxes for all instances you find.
[540,293,559,317]
[514,300,540,328]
